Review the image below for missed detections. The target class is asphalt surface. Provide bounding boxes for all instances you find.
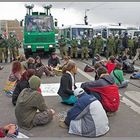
[0,49,140,137]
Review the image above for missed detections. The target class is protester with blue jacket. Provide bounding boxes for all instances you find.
[59,88,109,137]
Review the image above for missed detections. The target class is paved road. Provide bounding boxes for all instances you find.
[0,50,140,137]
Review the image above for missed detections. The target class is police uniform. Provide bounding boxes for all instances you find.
[70,38,78,58]
[80,37,89,60]
[0,34,7,63]
[58,35,67,59]
[128,36,134,59]
[114,35,121,57]
[8,33,17,62]
[94,35,104,55]
[107,35,115,58]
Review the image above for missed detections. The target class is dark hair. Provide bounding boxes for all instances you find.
[96,66,108,77]
[35,56,41,63]
[115,62,122,70]
[109,56,116,63]
[20,69,35,81]
[94,62,102,70]
[62,61,76,74]
[12,61,22,74]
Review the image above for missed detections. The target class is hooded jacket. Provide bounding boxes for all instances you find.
[81,75,120,112]
[15,88,48,130]
[15,76,46,130]
[65,93,109,137]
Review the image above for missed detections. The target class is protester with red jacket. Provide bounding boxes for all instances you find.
[105,56,116,74]
[81,66,120,112]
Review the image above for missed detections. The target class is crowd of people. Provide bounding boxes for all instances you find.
[1,49,137,138]
[0,31,140,138]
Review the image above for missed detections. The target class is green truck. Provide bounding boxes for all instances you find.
[23,4,56,57]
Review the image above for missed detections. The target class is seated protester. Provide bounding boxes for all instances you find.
[34,56,55,78]
[81,67,120,113]
[57,61,77,105]
[48,52,60,68]
[105,56,116,74]
[59,88,109,137]
[130,72,140,79]
[23,57,36,70]
[59,56,71,70]
[94,62,105,80]
[15,75,55,130]
[12,69,35,106]
[9,61,23,82]
[111,62,128,88]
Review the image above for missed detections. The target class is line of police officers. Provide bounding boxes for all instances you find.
[0,32,20,63]
[58,32,140,62]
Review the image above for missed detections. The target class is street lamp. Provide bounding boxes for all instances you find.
[84,9,90,25]
[25,4,34,15]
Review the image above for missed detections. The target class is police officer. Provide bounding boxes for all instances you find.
[80,34,89,60]
[107,33,115,58]
[128,34,134,59]
[58,35,67,59]
[94,33,104,55]
[8,32,17,62]
[70,36,78,58]
[133,36,138,57]
[90,35,96,65]
[122,32,129,58]
[133,35,140,64]
[114,34,121,57]
[0,33,7,63]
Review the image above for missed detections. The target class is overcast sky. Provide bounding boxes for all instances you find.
[0,2,140,27]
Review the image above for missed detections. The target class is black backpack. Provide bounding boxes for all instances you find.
[122,60,134,73]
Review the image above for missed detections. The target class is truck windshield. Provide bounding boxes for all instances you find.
[72,28,93,40]
[25,15,54,32]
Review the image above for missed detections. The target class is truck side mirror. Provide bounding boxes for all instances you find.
[54,21,57,27]
[20,20,24,27]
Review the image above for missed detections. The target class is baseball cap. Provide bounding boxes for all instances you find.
[74,88,85,96]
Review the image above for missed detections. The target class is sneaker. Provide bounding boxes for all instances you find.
[59,120,68,129]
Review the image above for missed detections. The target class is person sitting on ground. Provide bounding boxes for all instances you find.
[9,61,23,82]
[130,72,140,79]
[48,52,60,68]
[34,56,55,78]
[17,54,26,62]
[105,56,116,74]
[111,62,128,88]
[57,61,77,105]
[23,57,35,70]
[12,69,35,106]
[59,56,71,70]
[81,66,120,113]
[59,88,109,137]
[15,75,55,130]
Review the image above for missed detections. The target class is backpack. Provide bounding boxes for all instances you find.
[122,60,134,73]
[84,65,94,72]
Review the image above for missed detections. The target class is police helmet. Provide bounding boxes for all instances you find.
[115,34,119,37]
[97,33,101,36]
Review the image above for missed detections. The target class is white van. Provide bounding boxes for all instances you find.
[127,30,140,38]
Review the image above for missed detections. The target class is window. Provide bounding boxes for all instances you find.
[25,15,54,32]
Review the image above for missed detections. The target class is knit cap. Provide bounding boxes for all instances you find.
[74,88,85,97]
[29,75,41,90]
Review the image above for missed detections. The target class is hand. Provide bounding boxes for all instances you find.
[50,109,55,115]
